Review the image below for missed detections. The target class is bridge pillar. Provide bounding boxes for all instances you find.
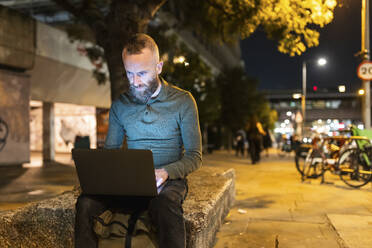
[42,102,55,163]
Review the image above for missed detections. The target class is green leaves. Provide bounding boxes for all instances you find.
[173,0,338,56]
[148,24,220,125]
[215,67,276,131]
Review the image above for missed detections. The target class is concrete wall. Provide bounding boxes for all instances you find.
[0,70,30,165]
[30,22,111,108]
[158,11,243,76]
[0,5,35,70]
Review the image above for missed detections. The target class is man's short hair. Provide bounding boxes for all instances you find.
[123,33,159,61]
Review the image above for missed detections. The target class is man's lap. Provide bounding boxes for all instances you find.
[77,178,188,214]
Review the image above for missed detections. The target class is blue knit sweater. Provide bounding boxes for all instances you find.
[104,79,202,179]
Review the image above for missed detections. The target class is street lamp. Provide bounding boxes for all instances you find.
[318,58,327,66]
[292,93,301,99]
[361,0,370,128]
[338,85,346,93]
[302,57,327,137]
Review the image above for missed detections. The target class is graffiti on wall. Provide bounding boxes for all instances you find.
[0,77,29,143]
[0,117,8,152]
[0,70,30,165]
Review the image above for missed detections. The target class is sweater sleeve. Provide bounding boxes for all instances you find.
[104,101,125,149]
[162,92,202,179]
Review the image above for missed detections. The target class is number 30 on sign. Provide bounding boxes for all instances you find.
[357,61,372,80]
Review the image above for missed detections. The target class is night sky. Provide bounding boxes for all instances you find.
[241,0,364,92]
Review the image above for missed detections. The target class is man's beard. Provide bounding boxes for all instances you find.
[128,77,159,104]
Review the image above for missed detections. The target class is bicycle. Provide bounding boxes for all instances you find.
[295,135,352,184]
[335,126,372,188]
[0,117,9,152]
[295,136,324,181]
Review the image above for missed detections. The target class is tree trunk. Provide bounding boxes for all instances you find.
[99,0,166,101]
[104,44,127,101]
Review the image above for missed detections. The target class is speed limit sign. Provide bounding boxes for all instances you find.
[357,61,372,80]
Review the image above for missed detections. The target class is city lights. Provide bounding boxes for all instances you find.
[338,85,346,93]
[301,57,327,136]
[292,93,301,99]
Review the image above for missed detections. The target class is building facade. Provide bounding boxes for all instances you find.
[266,89,363,137]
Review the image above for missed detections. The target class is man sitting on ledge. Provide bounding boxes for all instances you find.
[74,33,202,248]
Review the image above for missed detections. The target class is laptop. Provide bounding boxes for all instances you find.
[72,148,162,197]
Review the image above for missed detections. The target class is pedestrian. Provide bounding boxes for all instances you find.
[235,128,246,157]
[74,33,202,248]
[246,118,264,164]
[262,127,273,157]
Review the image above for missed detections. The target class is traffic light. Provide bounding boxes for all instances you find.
[313,86,318,91]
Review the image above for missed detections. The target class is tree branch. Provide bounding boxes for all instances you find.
[53,0,107,45]
[147,0,168,17]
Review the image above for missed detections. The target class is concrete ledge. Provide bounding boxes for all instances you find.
[0,166,235,248]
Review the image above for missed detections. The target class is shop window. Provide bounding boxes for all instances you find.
[326,100,341,109]
[312,100,326,109]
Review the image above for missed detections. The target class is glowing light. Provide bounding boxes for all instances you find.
[286,111,292,116]
[338,85,346,93]
[318,58,327,66]
[359,89,365,95]
[173,56,186,64]
[284,119,290,124]
[292,93,302,99]
[338,123,345,129]
[317,119,322,124]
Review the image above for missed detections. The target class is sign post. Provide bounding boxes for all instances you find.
[360,0,370,128]
[357,61,372,80]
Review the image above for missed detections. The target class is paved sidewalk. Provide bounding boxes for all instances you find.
[0,152,77,211]
[207,150,372,248]
[0,150,371,247]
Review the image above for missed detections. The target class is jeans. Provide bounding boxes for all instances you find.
[74,179,188,248]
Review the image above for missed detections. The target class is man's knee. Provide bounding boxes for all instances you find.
[149,194,183,218]
[76,195,104,215]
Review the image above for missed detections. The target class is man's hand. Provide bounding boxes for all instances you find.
[155,168,169,187]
